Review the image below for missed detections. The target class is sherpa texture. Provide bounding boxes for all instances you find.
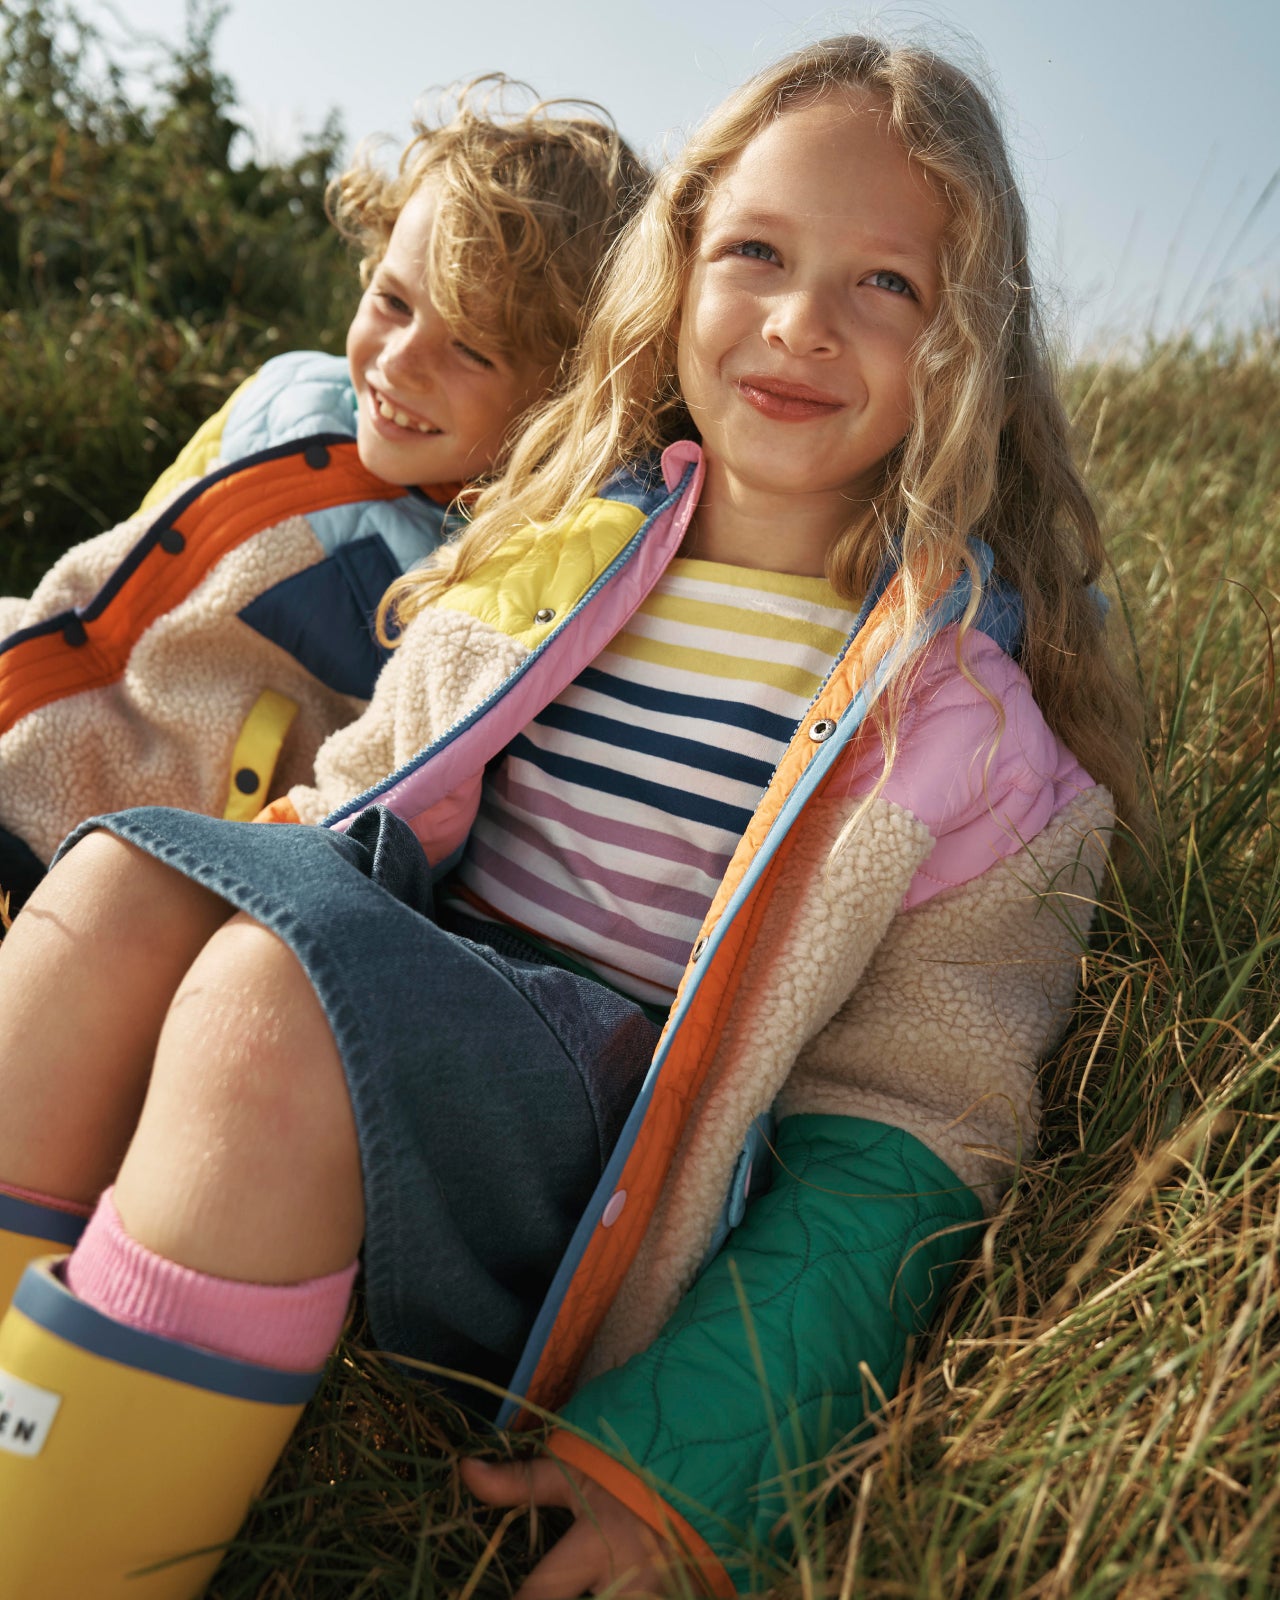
[0,354,445,867]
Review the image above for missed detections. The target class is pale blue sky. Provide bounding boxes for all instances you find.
[77,0,1279,354]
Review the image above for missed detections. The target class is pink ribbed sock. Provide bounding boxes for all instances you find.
[0,1178,93,1218]
[66,1188,357,1373]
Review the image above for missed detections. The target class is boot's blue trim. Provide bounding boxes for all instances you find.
[12,1261,322,1406]
[0,1193,87,1248]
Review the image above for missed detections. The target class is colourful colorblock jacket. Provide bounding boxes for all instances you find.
[0,352,455,906]
[271,441,1114,1591]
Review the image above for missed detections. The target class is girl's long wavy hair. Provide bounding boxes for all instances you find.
[327,75,650,394]
[382,38,1142,828]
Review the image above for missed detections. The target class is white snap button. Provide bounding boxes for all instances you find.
[601,1190,627,1227]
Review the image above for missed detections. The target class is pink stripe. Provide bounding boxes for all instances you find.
[475,800,716,920]
[0,1179,92,1218]
[467,836,693,967]
[498,773,731,880]
[66,1189,355,1373]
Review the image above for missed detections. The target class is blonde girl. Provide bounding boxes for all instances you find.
[0,34,1137,1599]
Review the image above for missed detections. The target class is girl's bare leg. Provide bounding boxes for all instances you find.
[0,831,232,1202]
[112,913,365,1282]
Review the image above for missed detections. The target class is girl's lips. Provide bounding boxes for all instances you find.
[366,385,442,437]
[736,375,844,421]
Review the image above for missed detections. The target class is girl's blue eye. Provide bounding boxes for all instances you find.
[867,269,914,298]
[731,239,777,263]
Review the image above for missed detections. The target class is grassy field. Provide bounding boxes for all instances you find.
[188,325,1280,1598]
[5,13,1279,1593]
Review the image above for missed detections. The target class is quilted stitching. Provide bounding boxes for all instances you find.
[559,1113,982,1581]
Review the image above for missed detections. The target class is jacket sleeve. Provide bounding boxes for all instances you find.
[276,602,526,824]
[556,1113,982,1590]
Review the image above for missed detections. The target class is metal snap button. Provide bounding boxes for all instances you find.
[534,607,556,624]
[808,718,838,742]
[690,935,708,961]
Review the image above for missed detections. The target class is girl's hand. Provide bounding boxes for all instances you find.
[460,1455,687,1598]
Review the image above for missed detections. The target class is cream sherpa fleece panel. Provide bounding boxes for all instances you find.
[288,605,526,825]
[779,784,1113,1200]
[0,516,361,862]
[582,793,935,1379]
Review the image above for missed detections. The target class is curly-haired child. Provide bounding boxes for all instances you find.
[0,78,647,912]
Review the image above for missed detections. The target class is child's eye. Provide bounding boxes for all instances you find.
[728,239,778,264]
[376,290,412,316]
[453,341,496,370]
[866,269,914,298]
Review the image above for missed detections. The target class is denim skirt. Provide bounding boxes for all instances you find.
[56,805,660,1400]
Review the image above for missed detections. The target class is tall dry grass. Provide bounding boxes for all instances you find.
[199,327,1280,1597]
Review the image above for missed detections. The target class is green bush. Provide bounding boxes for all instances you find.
[0,0,354,592]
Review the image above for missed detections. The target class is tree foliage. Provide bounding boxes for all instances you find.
[0,0,354,589]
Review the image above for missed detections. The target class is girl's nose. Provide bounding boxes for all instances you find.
[382,312,443,384]
[762,288,841,356]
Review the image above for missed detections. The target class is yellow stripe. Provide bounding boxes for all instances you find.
[607,631,826,697]
[638,591,851,655]
[222,689,299,821]
[673,556,846,606]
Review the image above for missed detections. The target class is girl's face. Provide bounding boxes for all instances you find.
[678,92,948,551]
[346,183,544,489]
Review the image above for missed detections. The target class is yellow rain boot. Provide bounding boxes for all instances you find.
[0,1190,87,1308]
[0,1257,319,1599]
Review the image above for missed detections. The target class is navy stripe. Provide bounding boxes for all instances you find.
[531,702,776,789]
[574,664,800,744]
[507,735,755,833]
[0,1193,86,1248]
[13,1263,320,1406]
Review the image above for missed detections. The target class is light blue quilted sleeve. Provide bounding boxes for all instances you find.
[557,1114,983,1589]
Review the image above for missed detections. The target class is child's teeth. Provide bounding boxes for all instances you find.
[377,396,433,433]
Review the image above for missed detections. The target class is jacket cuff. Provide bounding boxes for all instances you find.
[546,1430,736,1598]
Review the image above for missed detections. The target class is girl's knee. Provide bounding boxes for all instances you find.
[118,913,364,1279]
[160,914,356,1156]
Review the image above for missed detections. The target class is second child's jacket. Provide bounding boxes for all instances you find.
[268,442,1114,1592]
[0,352,455,906]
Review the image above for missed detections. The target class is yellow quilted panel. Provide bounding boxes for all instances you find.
[436,498,646,650]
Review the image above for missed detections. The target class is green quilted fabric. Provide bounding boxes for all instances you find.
[558,1114,983,1590]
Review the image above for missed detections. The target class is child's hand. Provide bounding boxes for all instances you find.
[460,1455,686,1597]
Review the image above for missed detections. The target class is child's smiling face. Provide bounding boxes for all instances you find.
[346,183,544,489]
[678,91,948,560]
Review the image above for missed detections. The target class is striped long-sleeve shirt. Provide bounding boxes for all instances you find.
[446,558,857,1004]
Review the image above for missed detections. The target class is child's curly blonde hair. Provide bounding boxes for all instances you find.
[326,76,650,383]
